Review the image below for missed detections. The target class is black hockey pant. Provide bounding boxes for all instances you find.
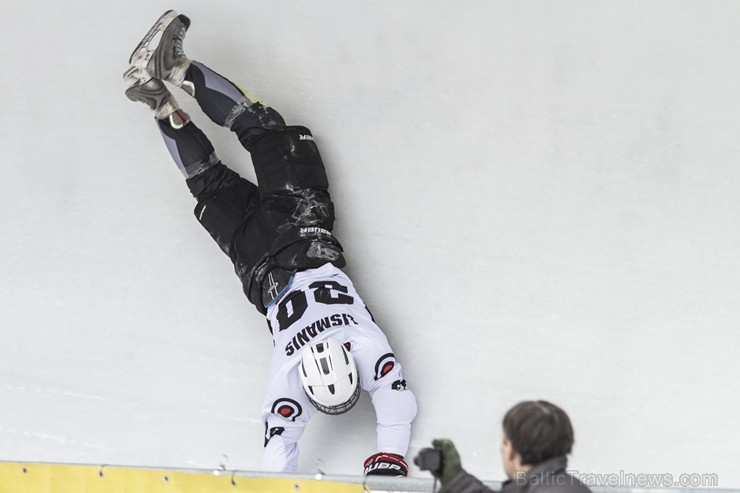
[155,61,343,312]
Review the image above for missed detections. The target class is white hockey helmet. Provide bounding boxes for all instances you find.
[299,337,360,415]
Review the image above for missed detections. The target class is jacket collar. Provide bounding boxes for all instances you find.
[525,456,568,478]
[503,456,569,486]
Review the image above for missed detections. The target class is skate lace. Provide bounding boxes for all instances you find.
[173,27,186,58]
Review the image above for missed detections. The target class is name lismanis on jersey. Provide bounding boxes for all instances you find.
[284,313,359,356]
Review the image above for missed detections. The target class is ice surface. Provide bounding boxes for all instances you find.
[1,0,738,488]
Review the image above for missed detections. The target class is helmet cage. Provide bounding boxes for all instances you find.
[307,381,360,415]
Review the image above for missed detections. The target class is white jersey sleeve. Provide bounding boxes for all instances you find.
[260,263,417,472]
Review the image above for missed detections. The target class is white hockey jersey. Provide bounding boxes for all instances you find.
[260,263,417,472]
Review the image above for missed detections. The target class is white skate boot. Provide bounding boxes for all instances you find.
[124,66,190,129]
[128,10,193,93]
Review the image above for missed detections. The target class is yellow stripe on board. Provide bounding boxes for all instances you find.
[0,462,364,493]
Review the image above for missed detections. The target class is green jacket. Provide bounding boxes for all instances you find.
[439,456,592,493]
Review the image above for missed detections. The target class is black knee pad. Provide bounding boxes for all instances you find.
[248,126,329,198]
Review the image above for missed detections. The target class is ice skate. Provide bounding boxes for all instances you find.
[128,10,193,91]
[124,66,190,129]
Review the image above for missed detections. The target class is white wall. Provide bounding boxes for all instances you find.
[1,0,738,487]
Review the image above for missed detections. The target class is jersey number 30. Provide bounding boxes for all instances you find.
[276,281,353,332]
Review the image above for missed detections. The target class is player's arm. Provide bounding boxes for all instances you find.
[362,354,418,476]
[260,364,316,473]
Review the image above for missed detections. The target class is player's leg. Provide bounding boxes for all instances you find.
[128,11,343,311]
[184,61,287,147]
[163,42,330,199]
[260,361,317,472]
[128,10,330,199]
[128,10,286,147]
[125,71,260,257]
[180,67,336,232]
[177,59,331,201]
[166,26,343,298]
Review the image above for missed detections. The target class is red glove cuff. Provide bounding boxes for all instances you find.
[363,452,408,477]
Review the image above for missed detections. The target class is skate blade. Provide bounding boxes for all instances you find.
[128,10,179,66]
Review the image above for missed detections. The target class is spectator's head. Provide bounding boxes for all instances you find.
[500,400,574,478]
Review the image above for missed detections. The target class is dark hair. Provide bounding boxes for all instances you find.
[502,400,574,465]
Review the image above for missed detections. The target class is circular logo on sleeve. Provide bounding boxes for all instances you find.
[373,353,396,381]
[270,398,303,421]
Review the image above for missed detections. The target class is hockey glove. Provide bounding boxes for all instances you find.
[363,452,408,477]
[431,439,464,486]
